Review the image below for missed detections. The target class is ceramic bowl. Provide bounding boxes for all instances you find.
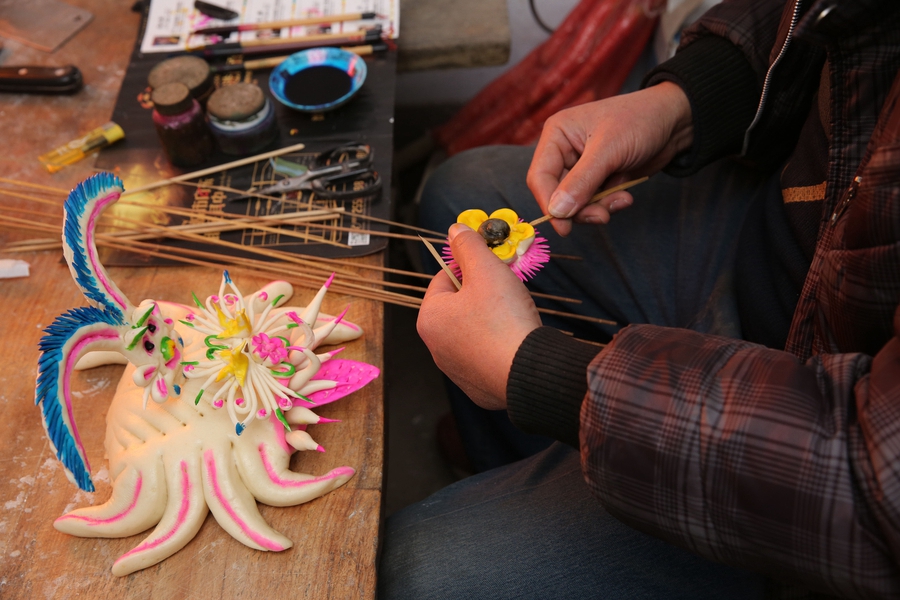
[269,47,367,112]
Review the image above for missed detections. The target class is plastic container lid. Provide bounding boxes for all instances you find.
[207,83,267,121]
[151,82,194,116]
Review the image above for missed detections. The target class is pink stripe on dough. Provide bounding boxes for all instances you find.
[57,474,143,525]
[269,412,293,455]
[318,316,359,331]
[203,450,284,551]
[63,329,121,473]
[85,192,128,311]
[115,461,192,562]
[259,443,354,487]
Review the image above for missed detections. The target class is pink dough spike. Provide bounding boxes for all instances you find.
[306,359,380,405]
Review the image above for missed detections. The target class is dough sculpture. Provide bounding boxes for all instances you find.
[35,172,379,576]
[442,208,550,282]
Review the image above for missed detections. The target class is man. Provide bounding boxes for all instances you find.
[380,0,900,597]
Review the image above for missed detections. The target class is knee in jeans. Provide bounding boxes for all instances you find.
[419,145,532,232]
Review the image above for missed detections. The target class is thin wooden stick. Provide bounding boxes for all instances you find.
[122,143,307,195]
[0,188,66,206]
[0,177,67,195]
[0,215,611,320]
[535,306,616,325]
[548,253,583,261]
[1,221,586,306]
[530,176,649,226]
[96,238,424,309]
[418,235,461,290]
[0,171,448,239]
[530,290,582,304]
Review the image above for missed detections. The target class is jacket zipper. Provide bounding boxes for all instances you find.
[741,0,804,155]
[831,175,861,225]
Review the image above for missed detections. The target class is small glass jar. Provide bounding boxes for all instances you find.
[148,55,214,107]
[151,82,214,168]
[206,83,279,156]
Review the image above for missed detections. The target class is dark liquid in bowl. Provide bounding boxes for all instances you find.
[283,66,353,107]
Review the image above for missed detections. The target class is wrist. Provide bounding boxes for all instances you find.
[652,81,694,156]
[507,327,602,448]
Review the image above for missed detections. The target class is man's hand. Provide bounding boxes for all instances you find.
[417,224,542,411]
[527,81,693,236]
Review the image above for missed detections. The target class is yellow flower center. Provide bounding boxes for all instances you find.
[214,305,252,339]
[216,341,249,386]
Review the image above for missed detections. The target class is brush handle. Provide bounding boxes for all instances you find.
[191,12,377,36]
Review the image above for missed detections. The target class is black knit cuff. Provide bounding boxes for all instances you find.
[642,36,760,176]
[507,327,601,448]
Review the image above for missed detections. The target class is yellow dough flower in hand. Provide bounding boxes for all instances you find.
[445,208,549,281]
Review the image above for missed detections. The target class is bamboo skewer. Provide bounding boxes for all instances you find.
[0,169,448,239]
[0,163,616,323]
[418,235,461,291]
[0,177,67,195]
[122,143,307,196]
[530,176,649,226]
[0,187,590,308]
[0,214,607,320]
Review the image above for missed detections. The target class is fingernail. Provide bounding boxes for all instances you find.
[549,190,577,218]
[448,223,471,241]
[608,197,632,214]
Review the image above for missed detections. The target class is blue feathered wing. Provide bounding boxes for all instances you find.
[63,172,132,323]
[36,306,124,492]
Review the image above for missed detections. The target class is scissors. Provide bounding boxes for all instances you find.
[230,143,382,202]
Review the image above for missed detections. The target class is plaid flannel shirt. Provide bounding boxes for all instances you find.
[579,1,900,597]
[508,0,900,597]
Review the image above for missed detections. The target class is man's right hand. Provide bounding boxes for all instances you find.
[526,81,694,236]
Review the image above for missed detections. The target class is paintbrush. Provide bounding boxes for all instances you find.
[191,12,380,37]
[190,28,383,58]
[188,26,379,51]
[209,42,388,73]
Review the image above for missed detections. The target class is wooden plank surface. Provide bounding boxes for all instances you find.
[397,0,511,71]
[0,1,384,597]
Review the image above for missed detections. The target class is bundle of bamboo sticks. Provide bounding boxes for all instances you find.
[0,151,615,332]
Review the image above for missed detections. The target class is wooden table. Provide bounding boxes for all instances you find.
[0,1,384,597]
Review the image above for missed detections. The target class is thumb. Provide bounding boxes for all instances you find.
[548,154,613,219]
[448,223,510,284]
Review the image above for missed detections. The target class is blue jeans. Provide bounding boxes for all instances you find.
[381,145,777,597]
[379,443,767,599]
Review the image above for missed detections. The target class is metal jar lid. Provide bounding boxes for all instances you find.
[148,55,213,99]
[151,82,194,116]
[207,83,268,122]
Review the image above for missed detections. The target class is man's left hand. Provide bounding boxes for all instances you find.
[417,223,542,411]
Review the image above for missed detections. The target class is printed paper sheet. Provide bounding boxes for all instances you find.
[140,0,398,54]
